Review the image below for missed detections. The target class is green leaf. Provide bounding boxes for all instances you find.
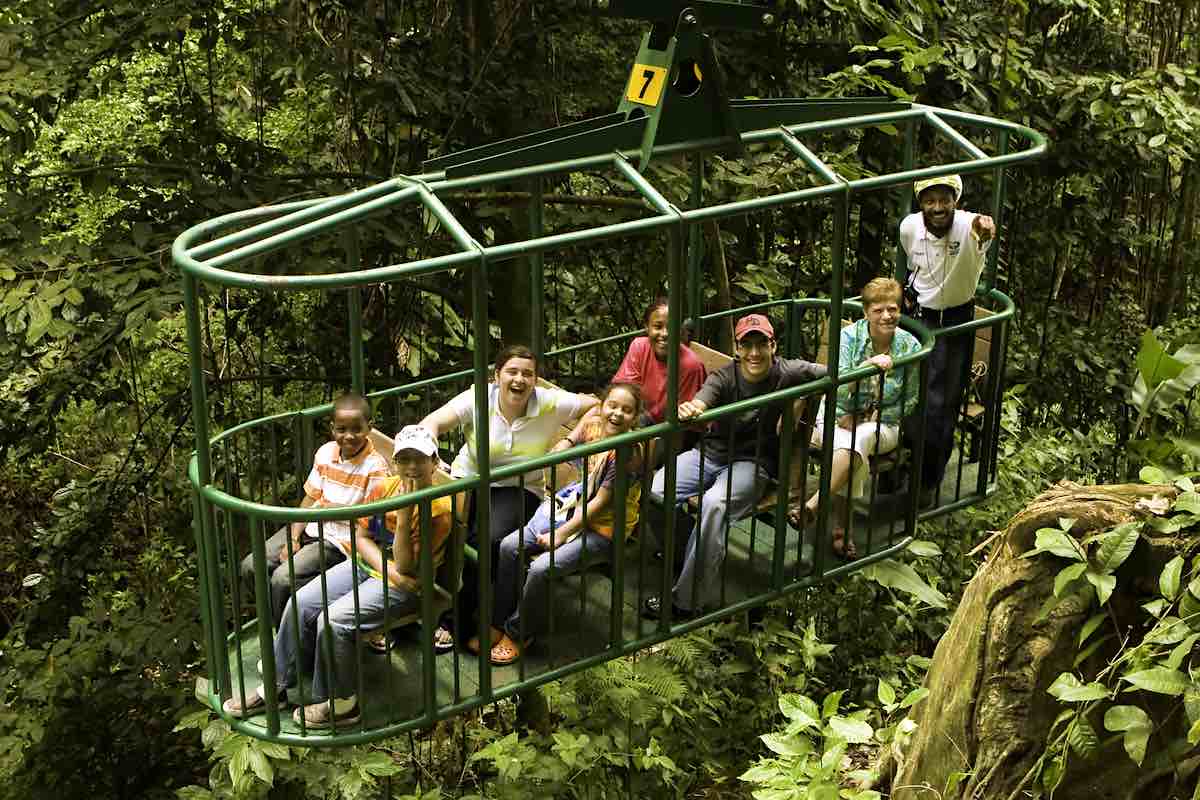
[1188,718,1200,746]
[246,747,273,786]
[1023,528,1085,561]
[1091,523,1140,573]
[1055,563,1088,597]
[759,732,812,756]
[1177,492,1200,515]
[778,694,820,729]
[827,716,874,744]
[1161,555,1185,600]
[1166,633,1200,670]
[1149,133,1167,147]
[1067,716,1099,756]
[1136,330,1186,392]
[1103,705,1151,766]
[1140,465,1168,484]
[822,690,845,719]
[1047,673,1109,703]
[899,687,929,709]
[1121,667,1192,695]
[877,679,896,708]
[1086,570,1116,605]
[906,539,942,557]
[1079,613,1107,647]
[1146,616,1190,645]
[859,559,948,608]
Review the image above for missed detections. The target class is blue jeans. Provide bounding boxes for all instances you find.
[652,448,768,611]
[492,498,612,639]
[272,559,419,702]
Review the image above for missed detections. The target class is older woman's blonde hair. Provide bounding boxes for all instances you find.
[861,277,902,308]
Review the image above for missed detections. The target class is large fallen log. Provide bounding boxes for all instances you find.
[879,481,1199,799]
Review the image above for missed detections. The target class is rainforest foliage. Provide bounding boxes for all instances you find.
[2,0,1200,797]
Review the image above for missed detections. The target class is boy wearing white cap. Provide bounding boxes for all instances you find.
[899,175,995,504]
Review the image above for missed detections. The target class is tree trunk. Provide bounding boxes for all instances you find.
[878,481,1197,799]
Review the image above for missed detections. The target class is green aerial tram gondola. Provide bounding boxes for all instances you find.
[174,0,1046,745]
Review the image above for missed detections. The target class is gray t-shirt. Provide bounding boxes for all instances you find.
[694,357,826,475]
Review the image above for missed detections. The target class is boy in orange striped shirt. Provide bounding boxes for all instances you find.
[238,393,390,626]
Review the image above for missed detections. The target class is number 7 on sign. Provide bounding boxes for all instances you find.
[625,64,667,107]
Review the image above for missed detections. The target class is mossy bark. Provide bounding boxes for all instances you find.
[881,481,1197,800]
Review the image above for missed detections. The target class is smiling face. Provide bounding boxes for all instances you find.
[600,386,640,436]
[644,305,670,360]
[393,450,436,484]
[919,185,957,237]
[865,297,901,343]
[496,356,537,410]
[736,332,776,383]
[330,407,370,460]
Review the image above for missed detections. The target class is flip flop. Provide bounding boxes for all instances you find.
[831,528,858,561]
[432,625,454,655]
[489,634,532,666]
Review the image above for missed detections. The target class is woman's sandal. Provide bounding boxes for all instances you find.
[488,634,532,666]
[831,528,859,561]
[466,627,504,656]
[787,503,817,529]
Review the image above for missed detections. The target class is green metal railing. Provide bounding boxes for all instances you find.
[176,101,1043,745]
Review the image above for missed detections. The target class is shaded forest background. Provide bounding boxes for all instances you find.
[2,0,1200,797]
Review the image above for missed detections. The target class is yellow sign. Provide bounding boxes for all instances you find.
[625,63,668,107]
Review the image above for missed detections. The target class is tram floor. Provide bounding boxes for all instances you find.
[218,493,928,737]
[216,460,989,736]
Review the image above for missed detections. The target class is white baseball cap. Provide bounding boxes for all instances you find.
[913,174,962,201]
[392,425,438,457]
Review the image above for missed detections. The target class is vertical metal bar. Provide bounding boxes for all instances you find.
[815,191,849,577]
[248,513,280,735]
[687,155,705,337]
[660,223,684,629]
[348,521,367,732]
[346,228,365,395]
[980,316,1008,493]
[609,444,629,648]
[419,499,437,724]
[470,247,493,700]
[316,521,337,731]
[529,177,545,360]
[893,119,917,285]
[983,131,1010,293]
[189,491,217,696]
[182,272,231,694]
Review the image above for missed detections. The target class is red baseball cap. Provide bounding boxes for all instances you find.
[734,313,774,342]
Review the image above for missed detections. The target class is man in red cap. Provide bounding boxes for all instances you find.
[643,313,825,620]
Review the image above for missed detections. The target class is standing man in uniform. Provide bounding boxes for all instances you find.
[899,174,995,506]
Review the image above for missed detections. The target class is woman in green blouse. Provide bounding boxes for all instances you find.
[790,277,920,559]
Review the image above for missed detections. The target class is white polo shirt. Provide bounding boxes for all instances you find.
[447,384,585,498]
[899,209,992,310]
